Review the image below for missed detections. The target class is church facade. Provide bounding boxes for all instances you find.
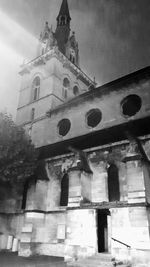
[0,1,150,266]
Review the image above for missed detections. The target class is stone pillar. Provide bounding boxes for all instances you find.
[46,162,62,210]
[81,172,92,202]
[46,179,61,210]
[89,160,108,203]
[68,167,82,207]
[126,159,146,204]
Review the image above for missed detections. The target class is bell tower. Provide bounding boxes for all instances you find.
[16,0,95,140]
[55,0,71,55]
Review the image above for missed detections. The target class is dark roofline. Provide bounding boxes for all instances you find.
[48,66,150,116]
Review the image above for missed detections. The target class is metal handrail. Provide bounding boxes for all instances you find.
[111,237,131,248]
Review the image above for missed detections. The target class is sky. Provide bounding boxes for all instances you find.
[0,0,150,118]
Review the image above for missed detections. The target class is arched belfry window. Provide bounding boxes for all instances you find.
[32,76,40,101]
[59,15,67,26]
[63,77,70,88]
[107,163,120,202]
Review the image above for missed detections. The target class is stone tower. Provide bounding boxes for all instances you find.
[16,0,95,138]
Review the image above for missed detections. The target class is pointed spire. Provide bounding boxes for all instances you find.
[57,0,71,21]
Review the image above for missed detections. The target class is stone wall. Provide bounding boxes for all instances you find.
[65,209,97,260]
[20,211,66,257]
[111,207,150,265]
[24,140,150,212]
[28,77,150,148]
[0,213,24,250]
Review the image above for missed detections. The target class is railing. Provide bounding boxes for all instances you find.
[111,237,131,249]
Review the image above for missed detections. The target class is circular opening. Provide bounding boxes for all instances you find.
[86,109,102,128]
[121,94,142,117]
[58,119,71,136]
[73,86,79,96]
[63,78,70,88]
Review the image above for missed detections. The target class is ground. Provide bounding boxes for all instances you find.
[0,251,67,267]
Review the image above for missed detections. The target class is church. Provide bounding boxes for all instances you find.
[1,0,150,266]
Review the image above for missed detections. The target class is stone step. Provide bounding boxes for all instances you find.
[89,253,113,261]
[67,254,131,267]
[18,242,31,257]
[68,261,130,267]
[77,258,112,264]
[68,262,113,267]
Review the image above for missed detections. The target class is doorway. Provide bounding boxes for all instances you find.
[97,209,109,253]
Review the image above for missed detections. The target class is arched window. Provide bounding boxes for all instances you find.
[63,77,70,88]
[107,163,120,202]
[32,76,40,101]
[22,180,29,210]
[60,173,69,206]
[73,85,79,96]
[62,87,67,99]
[62,78,70,99]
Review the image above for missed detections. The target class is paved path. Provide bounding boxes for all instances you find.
[0,252,67,267]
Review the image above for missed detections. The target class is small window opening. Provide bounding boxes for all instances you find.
[62,88,67,99]
[32,76,40,101]
[31,108,35,121]
[33,88,38,101]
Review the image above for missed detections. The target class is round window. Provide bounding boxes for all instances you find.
[86,109,102,128]
[58,119,71,136]
[121,94,142,117]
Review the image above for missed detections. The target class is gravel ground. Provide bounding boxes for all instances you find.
[0,251,67,267]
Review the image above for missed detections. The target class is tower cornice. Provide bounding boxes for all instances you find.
[19,47,96,88]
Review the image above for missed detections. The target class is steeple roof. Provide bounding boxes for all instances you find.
[57,0,71,20]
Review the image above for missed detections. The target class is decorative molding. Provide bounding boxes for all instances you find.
[47,162,63,180]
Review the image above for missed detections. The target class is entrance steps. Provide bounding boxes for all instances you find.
[67,253,131,267]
